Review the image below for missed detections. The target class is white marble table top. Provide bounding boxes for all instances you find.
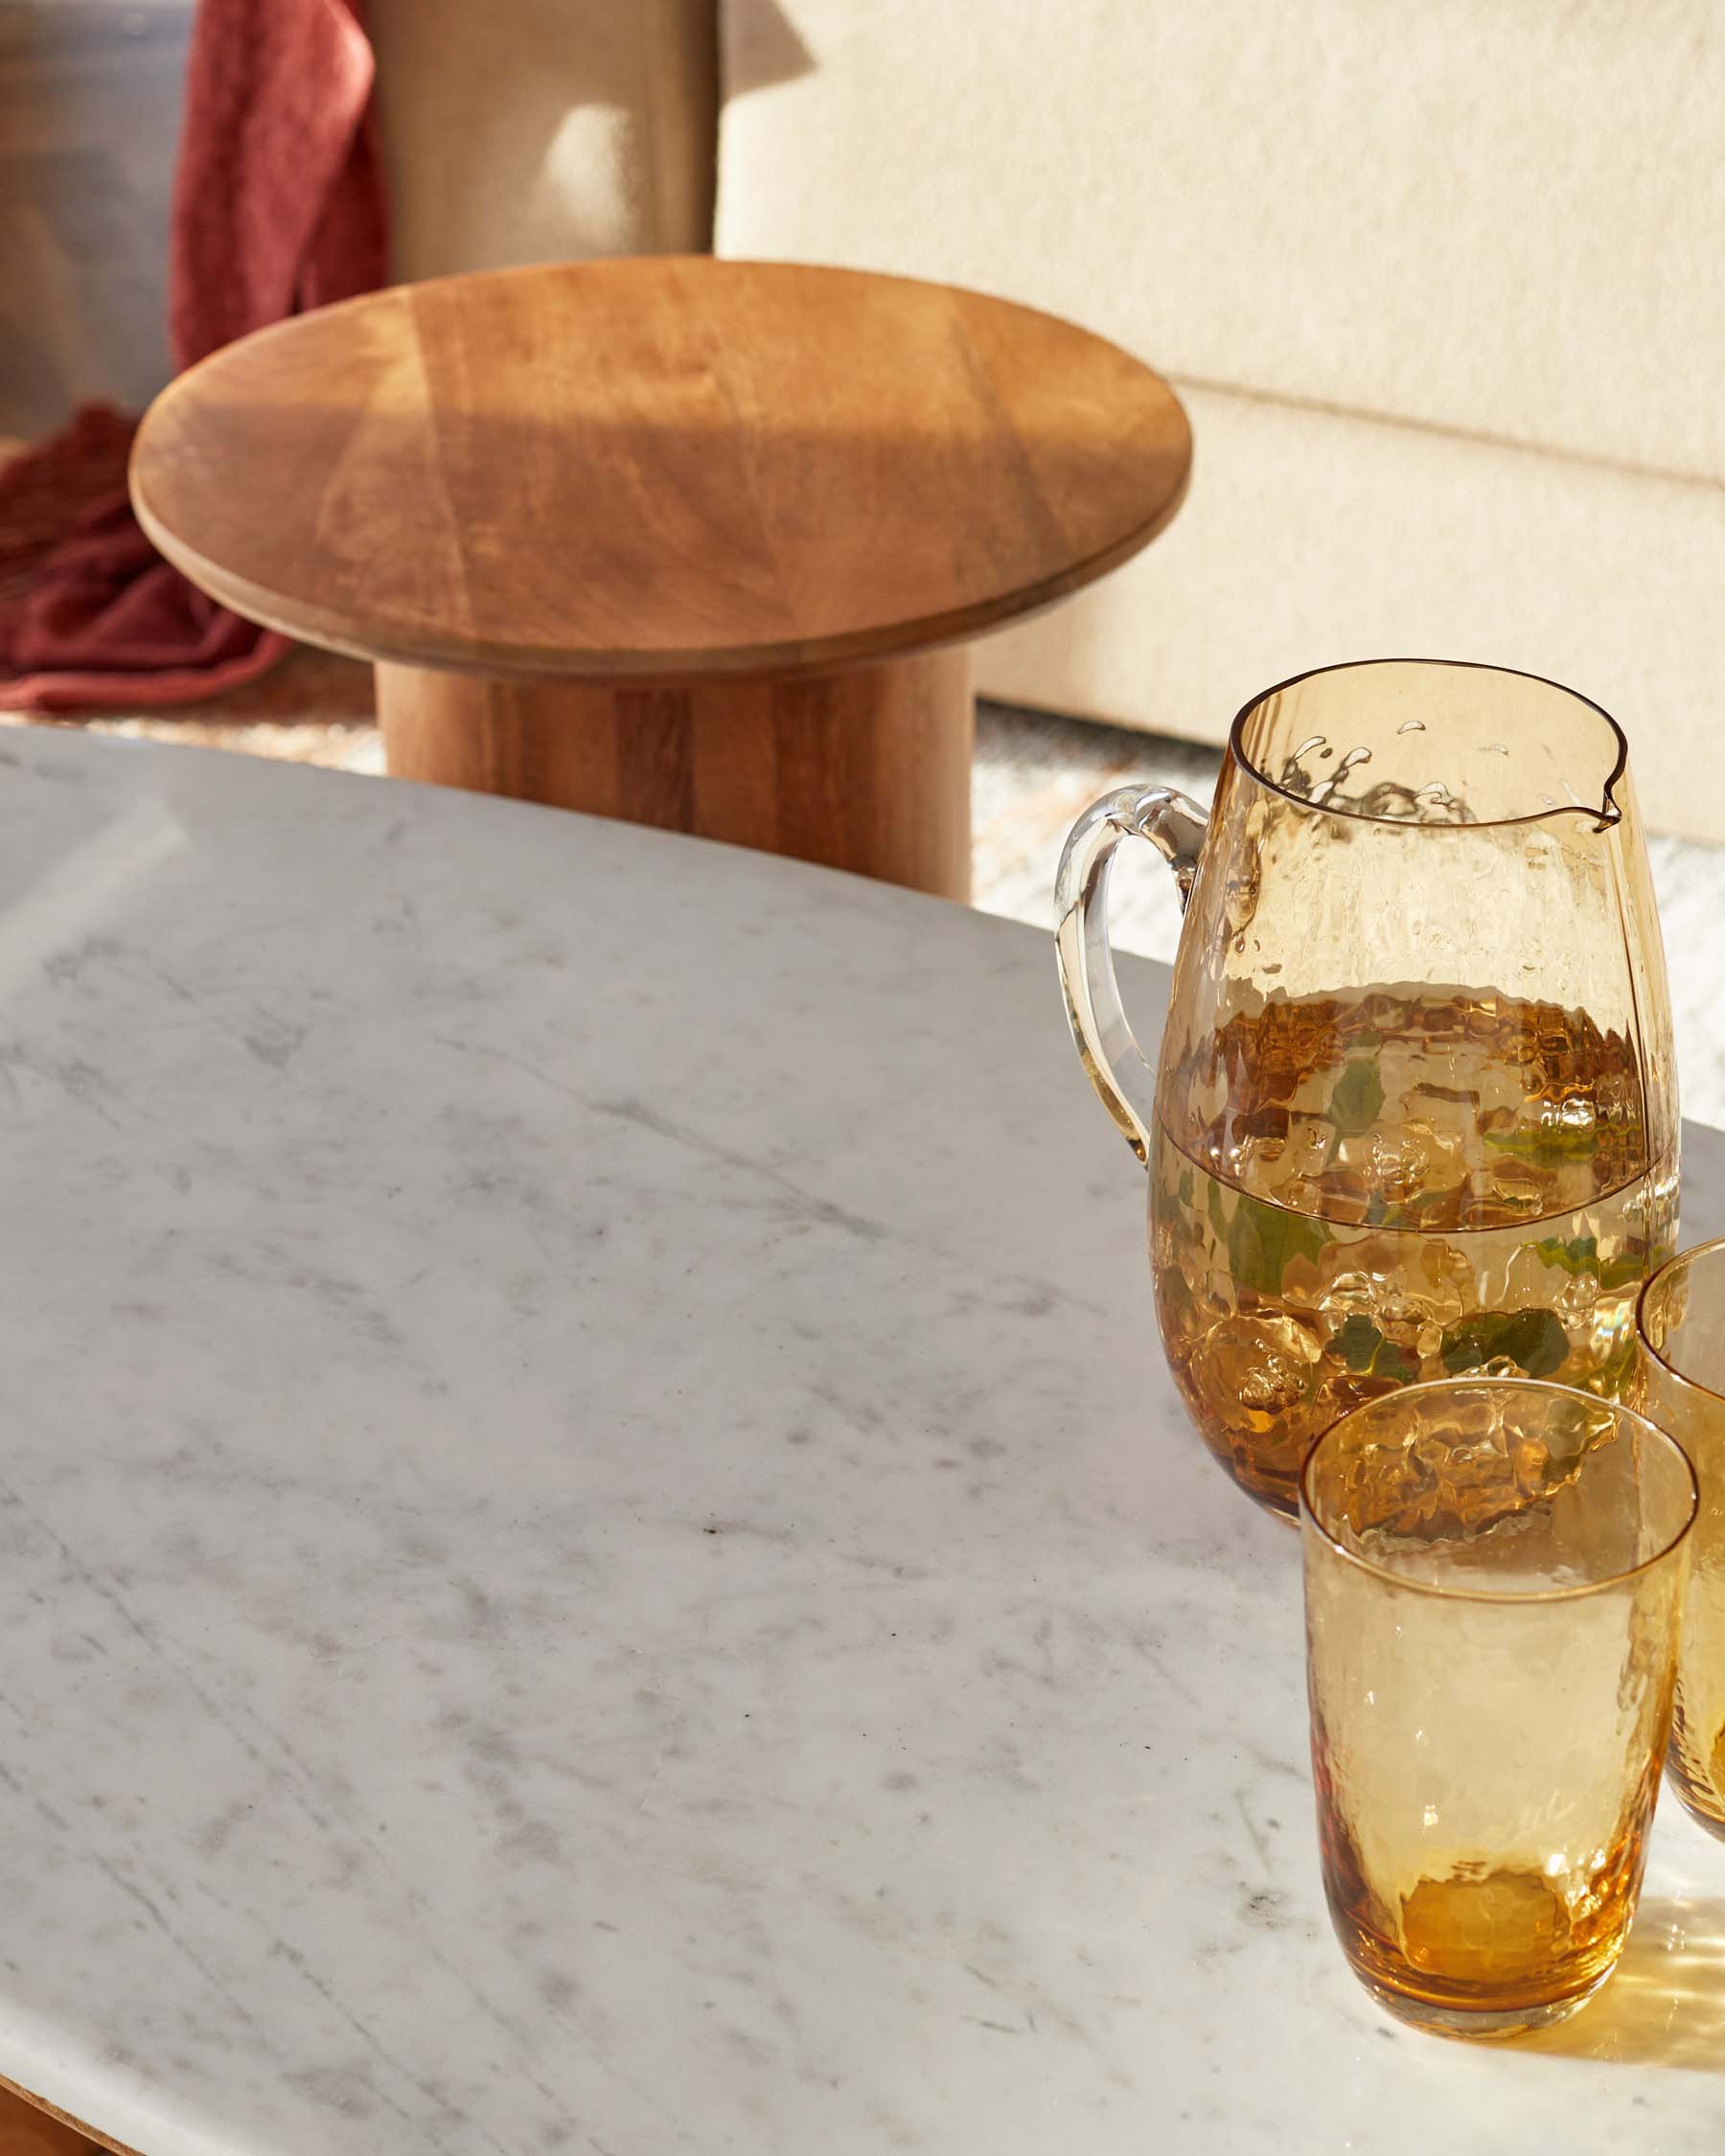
[2,731,1723,2156]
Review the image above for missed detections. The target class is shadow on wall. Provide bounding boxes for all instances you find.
[723,0,816,99]
[367,0,809,279]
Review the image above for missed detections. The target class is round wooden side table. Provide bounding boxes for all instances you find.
[131,258,1191,898]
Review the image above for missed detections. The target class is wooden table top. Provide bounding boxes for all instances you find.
[129,257,1191,682]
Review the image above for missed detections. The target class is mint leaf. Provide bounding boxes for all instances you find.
[1530,1234,1644,1294]
[1208,1174,1228,1237]
[1329,1057,1385,1136]
[1331,1314,1384,1370]
[1439,1307,1570,1379]
[1227,1192,1331,1296]
[1329,1315,1419,1383]
[1178,1168,1195,1209]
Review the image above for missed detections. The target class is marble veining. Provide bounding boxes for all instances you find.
[0,732,1720,2154]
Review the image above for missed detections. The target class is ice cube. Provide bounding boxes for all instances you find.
[1366,1118,1466,1205]
[1484,1156,1554,1213]
[1187,1313,1322,1438]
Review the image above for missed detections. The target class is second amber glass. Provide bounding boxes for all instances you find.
[1302,1379,1694,2038]
[1057,660,1679,1519]
[1636,1236,1725,1837]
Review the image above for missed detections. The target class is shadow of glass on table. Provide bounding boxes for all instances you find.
[1518,1895,1725,2072]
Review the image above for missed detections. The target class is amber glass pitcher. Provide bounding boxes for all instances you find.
[1056,660,1678,1518]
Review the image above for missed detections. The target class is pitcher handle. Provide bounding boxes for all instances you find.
[1054,785,1210,1164]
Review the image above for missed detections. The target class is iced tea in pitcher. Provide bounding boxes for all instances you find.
[1057,662,1678,1518]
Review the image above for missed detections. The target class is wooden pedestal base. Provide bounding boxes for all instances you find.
[375,648,975,901]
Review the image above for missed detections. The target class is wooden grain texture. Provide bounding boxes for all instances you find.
[130,258,1191,681]
[376,646,977,897]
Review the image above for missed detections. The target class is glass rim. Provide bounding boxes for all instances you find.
[1228,656,1629,833]
[1298,1376,1698,1605]
[1637,1235,1725,1406]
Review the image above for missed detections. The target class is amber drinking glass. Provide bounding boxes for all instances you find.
[1635,1237,1725,1838]
[1057,659,1679,1518]
[1301,1378,1694,2038]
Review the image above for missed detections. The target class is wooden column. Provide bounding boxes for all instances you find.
[375,647,976,901]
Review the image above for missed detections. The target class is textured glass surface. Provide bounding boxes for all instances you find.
[1301,1379,1694,2039]
[1635,1238,1725,1838]
[1057,660,1680,1519]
